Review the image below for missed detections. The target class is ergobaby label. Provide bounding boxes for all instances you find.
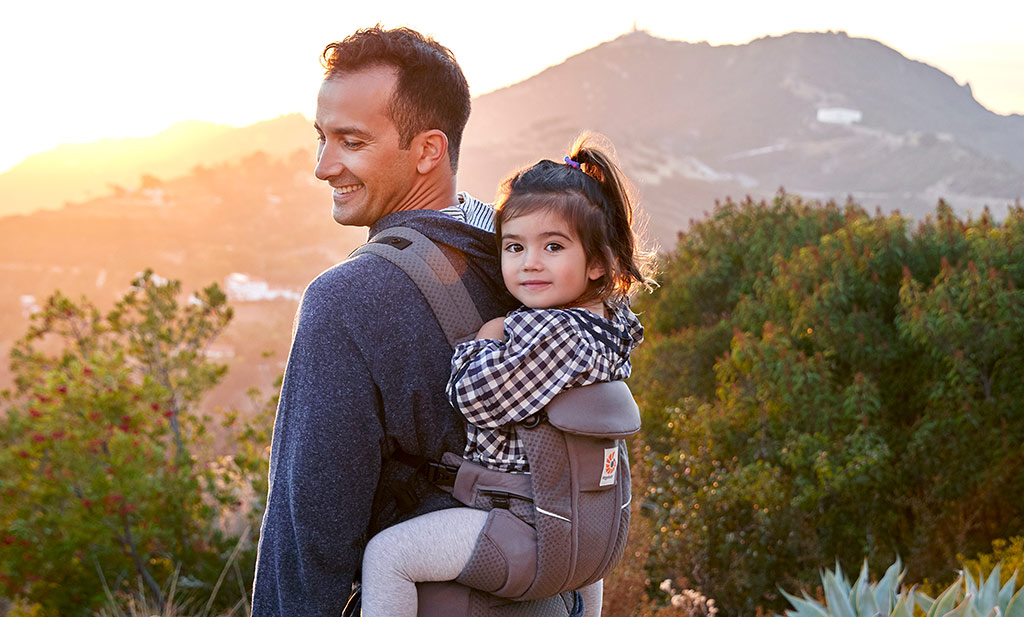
[600,447,618,486]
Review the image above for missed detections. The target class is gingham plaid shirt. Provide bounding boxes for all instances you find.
[446,303,643,473]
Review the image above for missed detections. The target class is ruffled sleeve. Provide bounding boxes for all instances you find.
[445,309,598,429]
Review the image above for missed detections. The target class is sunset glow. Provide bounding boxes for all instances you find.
[3,0,1022,173]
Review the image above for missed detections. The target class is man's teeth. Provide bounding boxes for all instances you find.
[336,184,362,194]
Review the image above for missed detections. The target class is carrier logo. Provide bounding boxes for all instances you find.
[600,447,618,486]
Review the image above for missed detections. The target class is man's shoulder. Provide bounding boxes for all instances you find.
[370,207,495,253]
[304,251,405,302]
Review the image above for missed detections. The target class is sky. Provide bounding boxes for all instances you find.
[2,0,1023,173]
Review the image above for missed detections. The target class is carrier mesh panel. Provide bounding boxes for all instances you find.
[519,425,572,599]
[457,533,508,593]
[573,490,615,586]
[456,399,635,605]
[522,424,572,514]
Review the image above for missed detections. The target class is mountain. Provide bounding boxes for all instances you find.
[0,150,365,412]
[459,30,1024,243]
[2,30,1023,411]
[0,114,312,217]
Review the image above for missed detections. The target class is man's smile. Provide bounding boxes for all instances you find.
[332,183,364,200]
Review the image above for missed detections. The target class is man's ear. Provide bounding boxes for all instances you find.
[413,129,450,175]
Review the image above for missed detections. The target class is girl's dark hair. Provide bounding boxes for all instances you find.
[495,133,655,305]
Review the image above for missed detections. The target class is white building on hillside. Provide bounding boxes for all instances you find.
[817,107,863,125]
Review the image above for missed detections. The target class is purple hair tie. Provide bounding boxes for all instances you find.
[564,156,580,169]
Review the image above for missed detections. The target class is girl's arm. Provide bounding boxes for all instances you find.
[475,316,505,340]
[447,310,596,430]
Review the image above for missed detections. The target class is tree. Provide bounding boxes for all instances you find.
[630,196,1024,615]
[0,271,267,616]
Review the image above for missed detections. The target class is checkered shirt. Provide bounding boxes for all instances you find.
[446,302,643,473]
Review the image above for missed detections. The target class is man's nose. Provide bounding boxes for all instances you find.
[314,141,342,181]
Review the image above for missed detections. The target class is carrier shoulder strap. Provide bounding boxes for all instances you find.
[349,225,483,347]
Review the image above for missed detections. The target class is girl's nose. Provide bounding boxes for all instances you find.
[522,250,542,270]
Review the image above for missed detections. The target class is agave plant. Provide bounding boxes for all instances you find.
[917,565,1023,617]
[779,558,915,617]
[779,558,1024,617]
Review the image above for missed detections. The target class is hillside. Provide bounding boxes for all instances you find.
[2,30,1022,413]
[458,30,1024,242]
[0,150,365,413]
[0,114,312,217]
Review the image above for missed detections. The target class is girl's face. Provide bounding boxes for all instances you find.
[499,209,605,309]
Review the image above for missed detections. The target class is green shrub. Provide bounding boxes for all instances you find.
[632,196,1024,615]
[959,538,1024,590]
[0,272,270,616]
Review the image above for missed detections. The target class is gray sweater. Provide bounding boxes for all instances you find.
[251,209,519,616]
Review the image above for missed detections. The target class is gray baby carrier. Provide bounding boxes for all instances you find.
[347,225,640,616]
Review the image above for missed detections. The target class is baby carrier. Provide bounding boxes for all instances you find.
[348,225,640,615]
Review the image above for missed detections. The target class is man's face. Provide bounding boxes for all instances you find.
[314,67,418,227]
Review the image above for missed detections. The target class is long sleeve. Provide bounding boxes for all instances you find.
[447,309,599,430]
[252,270,385,617]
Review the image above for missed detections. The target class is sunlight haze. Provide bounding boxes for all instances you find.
[3,0,1022,173]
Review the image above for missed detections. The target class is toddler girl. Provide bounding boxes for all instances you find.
[361,133,653,617]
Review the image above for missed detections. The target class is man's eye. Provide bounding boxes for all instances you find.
[316,134,325,144]
[344,140,364,149]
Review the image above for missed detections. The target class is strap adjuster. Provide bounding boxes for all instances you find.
[425,462,460,488]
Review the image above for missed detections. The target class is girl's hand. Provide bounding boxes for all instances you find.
[475,317,506,340]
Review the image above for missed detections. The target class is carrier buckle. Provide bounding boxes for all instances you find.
[425,461,460,488]
[521,411,547,429]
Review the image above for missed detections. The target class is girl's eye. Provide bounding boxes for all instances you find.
[504,243,523,253]
[545,242,564,252]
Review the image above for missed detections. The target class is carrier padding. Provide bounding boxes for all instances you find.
[515,426,631,600]
[447,453,536,525]
[416,583,580,617]
[350,226,482,347]
[450,383,638,603]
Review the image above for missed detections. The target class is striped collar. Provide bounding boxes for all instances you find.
[439,192,495,232]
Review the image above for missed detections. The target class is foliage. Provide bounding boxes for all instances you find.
[780,558,1024,617]
[0,272,271,616]
[780,559,912,617]
[631,195,1024,615]
[958,538,1024,591]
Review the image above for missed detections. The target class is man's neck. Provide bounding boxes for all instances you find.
[397,175,460,212]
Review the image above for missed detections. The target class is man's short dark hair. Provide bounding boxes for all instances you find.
[322,26,471,173]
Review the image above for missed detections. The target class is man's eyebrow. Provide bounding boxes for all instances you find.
[314,123,372,139]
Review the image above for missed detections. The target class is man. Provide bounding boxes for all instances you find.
[251,27,576,616]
